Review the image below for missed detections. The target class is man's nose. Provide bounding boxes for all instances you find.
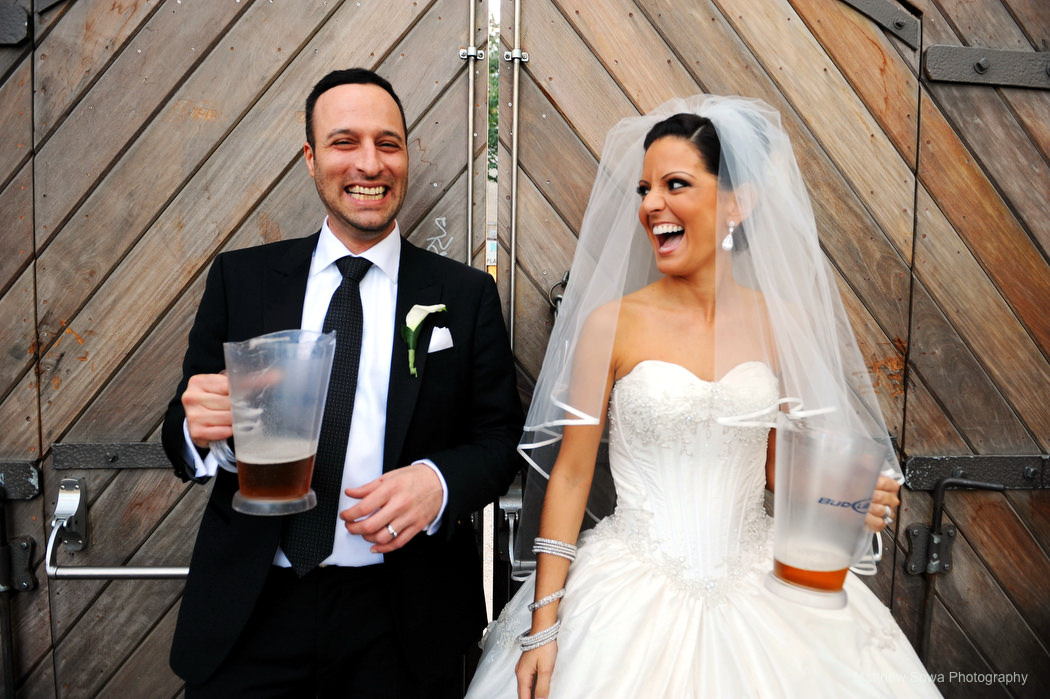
[355,142,383,176]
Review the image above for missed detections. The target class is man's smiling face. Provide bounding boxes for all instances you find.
[303,82,408,253]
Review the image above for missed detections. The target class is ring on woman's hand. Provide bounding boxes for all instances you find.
[882,505,893,526]
[386,523,399,539]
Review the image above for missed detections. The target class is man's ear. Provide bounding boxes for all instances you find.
[303,142,316,178]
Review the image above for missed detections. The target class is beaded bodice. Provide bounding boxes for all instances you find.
[597,360,779,586]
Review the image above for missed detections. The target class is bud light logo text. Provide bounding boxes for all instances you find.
[818,497,871,515]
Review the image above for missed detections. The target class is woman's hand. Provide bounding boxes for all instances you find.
[516,642,558,699]
[866,474,901,532]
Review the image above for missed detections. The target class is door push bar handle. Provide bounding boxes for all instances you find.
[46,478,189,580]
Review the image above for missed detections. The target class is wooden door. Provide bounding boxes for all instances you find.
[0,0,489,696]
[498,0,1049,696]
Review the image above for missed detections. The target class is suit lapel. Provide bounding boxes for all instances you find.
[384,238,442,472]
[262,233,318,333]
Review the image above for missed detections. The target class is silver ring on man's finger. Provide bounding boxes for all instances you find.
[386,523,399,539]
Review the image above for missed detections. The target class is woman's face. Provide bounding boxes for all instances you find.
[637,136,723,278]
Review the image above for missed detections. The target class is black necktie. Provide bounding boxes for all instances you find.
[283,255,372,576]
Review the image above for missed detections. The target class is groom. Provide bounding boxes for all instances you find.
[161,67,523,697]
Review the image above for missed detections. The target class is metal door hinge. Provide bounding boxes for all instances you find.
[838,0,920,49]
[925,45,1050,90]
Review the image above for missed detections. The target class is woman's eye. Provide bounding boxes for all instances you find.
[668,178,689,190]
[636,184,650,196]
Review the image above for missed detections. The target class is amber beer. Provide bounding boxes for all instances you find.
[773,558,848,592]
[237,453,315,500]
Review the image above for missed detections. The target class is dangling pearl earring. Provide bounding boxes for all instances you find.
[721,221,736,251]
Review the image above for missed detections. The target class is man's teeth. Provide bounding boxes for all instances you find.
[347,185,386,200]
[652,224,684,236]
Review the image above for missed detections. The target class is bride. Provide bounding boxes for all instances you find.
[465,95,939,698]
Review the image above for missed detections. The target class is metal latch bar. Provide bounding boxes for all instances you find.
[925,45,1050,90]
[46,478,188,580]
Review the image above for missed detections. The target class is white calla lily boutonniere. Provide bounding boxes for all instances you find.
[401,304,447,377]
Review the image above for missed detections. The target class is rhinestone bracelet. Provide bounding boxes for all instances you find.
[533,537,577,561]
[527,588,565,612]
[519,620,561,652]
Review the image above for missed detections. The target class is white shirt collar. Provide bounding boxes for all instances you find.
[312,219,401,283]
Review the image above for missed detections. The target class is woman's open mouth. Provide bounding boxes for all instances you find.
[652,223,684,253]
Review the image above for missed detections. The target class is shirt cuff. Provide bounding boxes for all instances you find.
[182,419,226,479]
[416,459,449,535]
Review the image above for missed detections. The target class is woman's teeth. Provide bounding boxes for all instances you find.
[652,224,684,252]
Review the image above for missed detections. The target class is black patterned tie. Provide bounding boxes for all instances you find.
[283,256,372,576]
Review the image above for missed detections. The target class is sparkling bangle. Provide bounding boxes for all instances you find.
[533,537,577,561]
[519,620,561,652]
[527,588,565,612]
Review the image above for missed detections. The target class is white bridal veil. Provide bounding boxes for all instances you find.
[515,95,901,557]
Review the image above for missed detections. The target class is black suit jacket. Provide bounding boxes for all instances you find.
[161,233,523,685]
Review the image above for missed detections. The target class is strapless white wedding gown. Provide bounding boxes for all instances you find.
[466,361,939,698]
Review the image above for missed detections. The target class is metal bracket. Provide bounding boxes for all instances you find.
[925,45,1050,90]
[904,477,1004,576]
[905,454,1048,490]
[905,522,956,575]
[46,478,188,580]
[459,46,485,61]
[838,0,920,50]
[497,483,535,581]
[503,48,529,63]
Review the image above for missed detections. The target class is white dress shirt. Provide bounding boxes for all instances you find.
[182,220,448,567]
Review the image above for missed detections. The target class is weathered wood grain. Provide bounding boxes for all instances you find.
[34,0,248,247]
[518,0,636,157]
[907,279,1040,454]
[34,0,342,344]
[913,181,1050,451]
[0,58,30,188]
[98,603,183,698]
[925,79,1050,262]
[0,161,32,295]
[918,90,1050,357]
[945,490,1050,646]
[33,0,157,140]
[0,272,39,460]
[789,0,920,168]
[552,0,704,113]
[928,597,1009,697]
[717,0,915,257]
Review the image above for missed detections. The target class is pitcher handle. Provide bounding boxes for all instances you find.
[209,440,239,473]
